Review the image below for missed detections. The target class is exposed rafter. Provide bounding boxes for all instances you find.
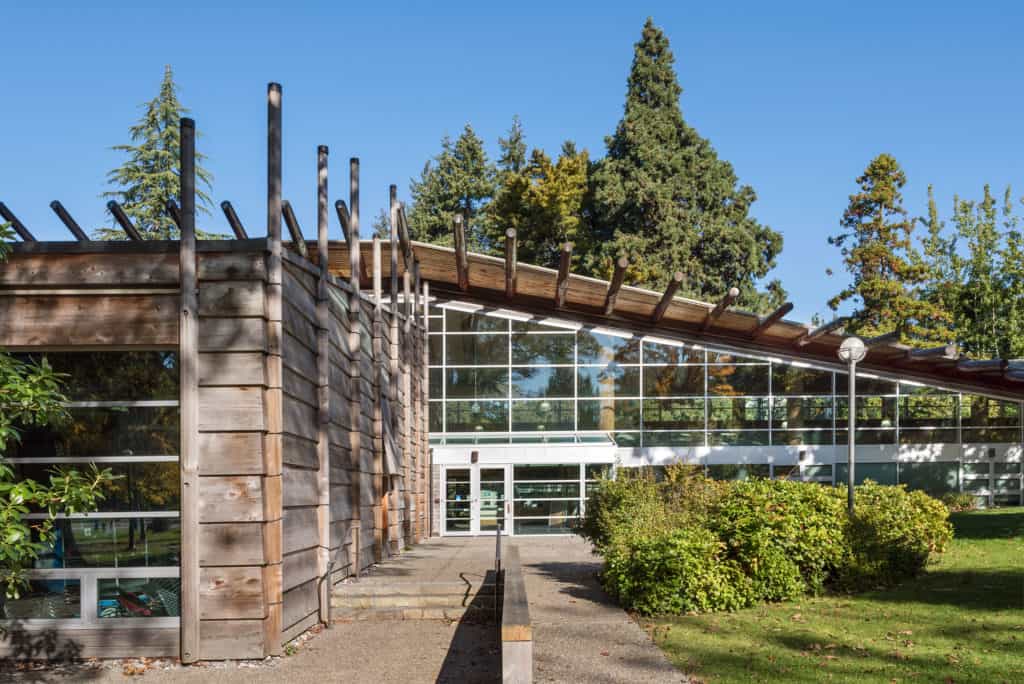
[106,201,143,241]
[0,202,37,241]
[603,256,629,316]
[505,228,518,299]
[864,331,901,349]
[555,242,573,309]
[652,271,685,323]
[396,202,415,269]
[702,286,739,332]
[49,201,88,240]
[750,302,794,339]
[905,344,958,362]
[281,200,309,258]
[956,358,1009,374]
[334,197,368,283]
[220,201,249,239]
[794,317,847,347]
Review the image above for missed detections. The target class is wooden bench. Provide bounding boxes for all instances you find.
[500,545,532,684]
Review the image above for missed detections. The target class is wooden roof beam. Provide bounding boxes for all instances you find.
[106,201,143,241]
[652,271,685,323]
[0,202,37,241]
[220,201,249,238]
[603,256,629,316]
[334,198,368,283]
[905,343,958,362]
[702,286,739,332]
[956,358,1009,374]
[453,214,469,292]
[794,317,847,348]
[49,201,88,240]
[281,200,309,258]
[1004,370,1024,383]
[750,302,794,339]
[864,331,901,349]
[396,202,415,269]
[555,242,573,309]
[505,228,518,299]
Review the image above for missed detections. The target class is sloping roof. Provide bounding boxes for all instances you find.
[312,239,1024,400]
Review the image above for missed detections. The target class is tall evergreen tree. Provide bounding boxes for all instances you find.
[915,185,958,343]
[827,154,949,345]
[406,125,495,250]
[99,65,214,239]
[587,18,784,312]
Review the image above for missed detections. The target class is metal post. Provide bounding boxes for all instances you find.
[847,358,856,514]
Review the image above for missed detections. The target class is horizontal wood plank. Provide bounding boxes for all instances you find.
[199,475,265,523]
[199,522,265,566]
[198,432,264,476]
[0,294,177,347]
[200,566,265,619]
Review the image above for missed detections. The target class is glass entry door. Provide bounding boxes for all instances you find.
[442,465,512,535]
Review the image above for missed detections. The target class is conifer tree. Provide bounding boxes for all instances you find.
[99,65,214,239]
[406,125,495,250]
[827,154,949,345]
[587,18,784,312]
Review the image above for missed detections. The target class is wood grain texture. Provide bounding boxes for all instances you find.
[199,566,265,619]
[1,252,179,286]
[0,294,178,347]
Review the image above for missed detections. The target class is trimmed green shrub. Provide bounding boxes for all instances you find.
[940,491,978,512]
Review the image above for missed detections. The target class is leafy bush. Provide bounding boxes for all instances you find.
[839,480,953,588]
[940,491,978,512]
[581,471,954,615]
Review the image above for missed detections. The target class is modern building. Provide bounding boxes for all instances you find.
[2,85,1021,661]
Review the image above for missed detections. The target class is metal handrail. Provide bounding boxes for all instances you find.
[495,520,502,576]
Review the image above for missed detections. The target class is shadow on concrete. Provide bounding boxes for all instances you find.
[436,569,501,684]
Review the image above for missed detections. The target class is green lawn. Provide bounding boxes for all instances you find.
[646,508,1024,683]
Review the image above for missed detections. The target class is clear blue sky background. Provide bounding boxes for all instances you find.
[3,1,1022,321]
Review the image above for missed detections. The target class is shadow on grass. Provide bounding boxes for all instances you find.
[949,510,1024,540]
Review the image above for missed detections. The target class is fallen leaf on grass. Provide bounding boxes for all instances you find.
[600,651,609,657]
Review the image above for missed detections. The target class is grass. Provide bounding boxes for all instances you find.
[646,508,1024,683]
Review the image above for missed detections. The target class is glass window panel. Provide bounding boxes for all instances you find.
[509,434,576,444]
[707,365,769,396]
[98,577,179,618]
[8,406,179,459]
[707,351,763,364]
[706,464,770,480]
[511,333,574,365]
[642,431,704,447]
[708,431,769,446]
[643,342,703,365]
[446,368,509,399]
[586,464,613,480]
[994,475,1021,490]
[708,398,770,430]
[512,320,575,333]
[802,465,833,479]
[898,462,959,496]
[962,395,1021,427]
[772,430,833,445]
[445,309,509,333]
[899,391,957,428]
[429,316,443,332]
[576,331,639,365]
[994,493,1022,506]
[578,399,640,430]
[514,464,579,481]
[963,478,989,493]
[994,462,1022,475]
[773,465,800,480]
[512,367,574,398]
[612,432,641,447]
[0,580,80,619]
[446,518,471,532]
[39,518,181,569]
[834,462,898,486]
[429,368,443,399]
[835,428,896,445]
[962,427,1019,443]
[771,364,833,395]
[835,374,897,395]
[429,335,443,365]
[899,428,958,444]
[772,397,833,429]
[835,397,897,427]
[643,365,703,397]
[445,400,508,432]
[513,482,581,498]
[514,500,581,517]
[14,352,179,401]
[643,398,705,429]
[511,400,574,432]
[14,462,180,513]
[429,402,443,432]
[577,365,639,398]
[514,518,577,535]
[445,334,508,366]
[962,462,989,476]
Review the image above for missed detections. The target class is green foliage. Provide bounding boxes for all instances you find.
[582,473,952,616]
[587,18,785,313]
[99,65,217,240]
[828,154,951,345]
[839,481,953,588]
[939,491,978,513]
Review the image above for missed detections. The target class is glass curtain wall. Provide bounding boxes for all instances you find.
[1,352,180,624]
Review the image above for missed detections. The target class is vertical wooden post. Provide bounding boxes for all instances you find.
[422,281,432,537]
[402,269,413,544]
[347,158,362,574]
[262,82,285,656]
[418,272,429,542]
[372,237,385,562]
[387,184,400,551]
[315,145,331,624]
[178,117,200,664]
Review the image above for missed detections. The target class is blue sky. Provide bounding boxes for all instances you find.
[3,1,1022,321]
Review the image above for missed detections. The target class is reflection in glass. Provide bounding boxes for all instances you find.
[834,462,898,486]
[772,430,833,446]
[898,462,959,495]
[429,368,443,399]
[771,364,833,395]
[708,398,769,430]
[13,352,178,401]
[643,341,703,365]
[511,334,574,365]
[97,577,180,618]
[13,462,180,513]
[511,367,574,398]
[835,374,896,395]
[446,368,509,399]
[445,309,509,333]
[708,431,769,446]
[961,395,1021,427]
[37,518,181,568]
[446,334,508,366]
[706,464,770,480]
[511,400,574,432]
[8,407,179,459]
[577,365,639,398]
[706,365,769,396]
[514,464,579,480]
[643,399,704,429]
[576,331,639,364]
[835,397,897,427]
[446,401,508,432]
[771,397,833,429]
[643,365,703,397]
[0,580,80,619]
[578,400,640,430]
[642,431,704,447]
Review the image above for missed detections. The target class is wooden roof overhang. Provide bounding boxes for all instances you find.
[308,239,1024,401]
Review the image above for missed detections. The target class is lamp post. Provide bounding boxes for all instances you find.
[837,336,867,514]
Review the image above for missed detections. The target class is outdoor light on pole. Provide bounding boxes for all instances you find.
[837,336,867,514]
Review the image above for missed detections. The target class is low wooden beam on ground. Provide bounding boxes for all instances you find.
[750,302,794,339]
[651,271,685,323]
[49,201,88,240]
[555,242,573,309]
[453,214,469,292]
[505,229,518,299]
[281,200,309,258]
[905,344,958,362]
[956,358,1009,374]
[220,201,249,238]
[603,256,628,316]
[794,317,847,347]
[0,202,37,241]
[702,286,739,332]
[106,201,143,241]
[166,199,181,230]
